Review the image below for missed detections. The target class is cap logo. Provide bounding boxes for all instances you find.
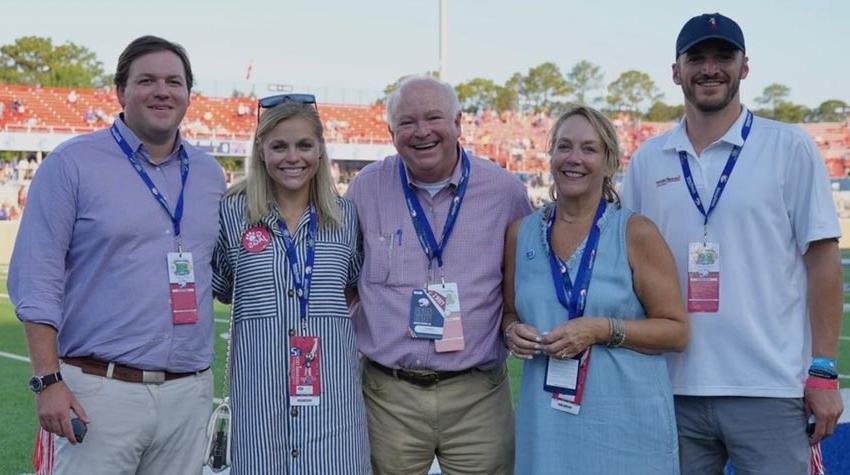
[709,17,717,29]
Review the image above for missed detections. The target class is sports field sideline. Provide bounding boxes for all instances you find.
[1,263,849,474]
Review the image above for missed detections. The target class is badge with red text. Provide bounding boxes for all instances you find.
[289,336,321,406]
[431,283,465,353]
[167,252,198,325]
[548,347,592,415]
[242,225,271,253]
[687,242,720,313]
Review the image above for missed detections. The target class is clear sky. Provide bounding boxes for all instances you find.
[2,0,847,108]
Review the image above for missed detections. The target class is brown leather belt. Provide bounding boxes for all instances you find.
[63,356,207,384]
[369,360,474,388]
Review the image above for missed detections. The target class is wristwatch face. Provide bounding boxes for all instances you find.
[29,376,43,393]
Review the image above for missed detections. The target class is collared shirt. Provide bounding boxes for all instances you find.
[621,107,840,397]
[212,194,369,473]
[347,151,532,371]
[9,118,226,372]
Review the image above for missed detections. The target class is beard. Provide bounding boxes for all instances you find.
[681,70,743,114]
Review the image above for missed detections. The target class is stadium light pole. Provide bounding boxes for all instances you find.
[439,0,448,81]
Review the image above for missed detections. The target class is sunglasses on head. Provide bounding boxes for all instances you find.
[256,93,317,122]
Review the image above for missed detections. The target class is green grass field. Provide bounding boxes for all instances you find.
[0,267,848,474]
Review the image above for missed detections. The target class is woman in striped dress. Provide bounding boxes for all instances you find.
[212,97,370,474]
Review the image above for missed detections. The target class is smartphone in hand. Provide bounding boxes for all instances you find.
[71,417,87,443]
[806,414,816,437]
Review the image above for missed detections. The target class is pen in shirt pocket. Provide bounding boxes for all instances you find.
[395,229,402,246]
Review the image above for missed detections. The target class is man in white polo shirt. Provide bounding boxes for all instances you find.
[621,13,843,474]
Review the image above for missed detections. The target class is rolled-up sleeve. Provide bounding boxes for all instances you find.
[9,152,78,329]
[212,201,234,304]
[346,204,363,288]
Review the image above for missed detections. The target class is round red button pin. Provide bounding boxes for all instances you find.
[242,226,271,252]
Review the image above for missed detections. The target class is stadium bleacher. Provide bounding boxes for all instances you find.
[1,83,849,177]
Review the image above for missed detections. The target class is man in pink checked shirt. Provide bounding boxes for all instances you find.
[346,75,532,475]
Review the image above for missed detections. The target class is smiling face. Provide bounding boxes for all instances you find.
[261,116,322,200]
[550,115,608,201]
[116,50,190,147]
[389,80,462,183]
[673,39,749,114]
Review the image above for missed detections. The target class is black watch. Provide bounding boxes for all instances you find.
[29,372,63,394]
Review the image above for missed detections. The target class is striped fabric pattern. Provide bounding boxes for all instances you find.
[213,193,370,474]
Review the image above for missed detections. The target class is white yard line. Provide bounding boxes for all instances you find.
[0,350,29,363]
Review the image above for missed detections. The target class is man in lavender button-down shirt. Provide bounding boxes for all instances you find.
[347,76,531,474]
[9,36,225,475]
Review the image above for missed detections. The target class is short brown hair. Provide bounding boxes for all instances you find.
[114,35,193,92]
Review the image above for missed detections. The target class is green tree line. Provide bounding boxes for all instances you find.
[1,36,847,124]
[384,61,848,124]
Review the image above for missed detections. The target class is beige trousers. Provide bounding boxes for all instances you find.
[363,362,515,475]
[52,361,212,475]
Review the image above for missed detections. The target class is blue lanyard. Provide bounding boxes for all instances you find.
[546,199,607,319]
[277,206,318,327]
[399,149,471,269]
[110,123,189,247]
[678,110,753,229]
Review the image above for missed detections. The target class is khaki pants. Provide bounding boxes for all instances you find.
[52,361,212,475]
[363,362,515,475]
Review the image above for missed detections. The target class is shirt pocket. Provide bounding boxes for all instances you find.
[308,240,352,318]
[229,245,278,321]
[363,231,406,286]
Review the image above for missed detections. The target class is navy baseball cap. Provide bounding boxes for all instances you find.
[676,13,745,58]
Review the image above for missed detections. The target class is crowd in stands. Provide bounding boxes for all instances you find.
[0,155,38,221]
[0,156,39,183]
[1,83,849,186]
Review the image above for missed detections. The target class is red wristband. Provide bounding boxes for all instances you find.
[805,377,839,390]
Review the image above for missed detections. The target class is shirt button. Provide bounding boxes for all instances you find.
[415,359,421,366]
[291,448,299,458]
[165,229,171,235]
[288,328,296,337]
[288,289,295,297]
[290,407,299,417]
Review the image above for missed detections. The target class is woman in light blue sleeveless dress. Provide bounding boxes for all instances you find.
[503,106,689,475]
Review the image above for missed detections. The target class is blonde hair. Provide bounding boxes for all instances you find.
[548,105,621,205]
[227,101,341,227]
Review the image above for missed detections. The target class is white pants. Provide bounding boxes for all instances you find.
[53,361,213,475]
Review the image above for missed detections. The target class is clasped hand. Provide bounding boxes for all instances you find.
[506,318,601,359]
